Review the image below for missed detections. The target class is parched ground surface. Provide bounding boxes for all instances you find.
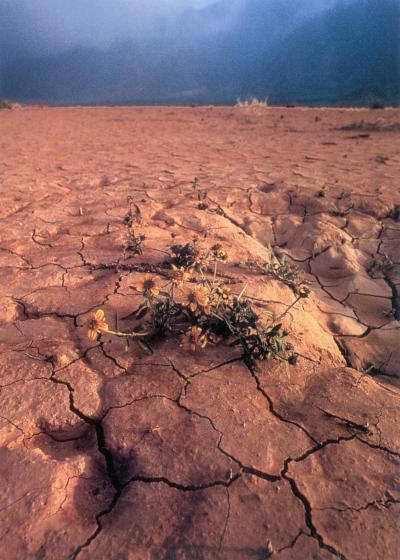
[0,105,399,560]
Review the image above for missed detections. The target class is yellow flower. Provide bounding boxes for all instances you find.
[182,285,209,313]
[85,309,109,341]
[181,326,207,352]
[135,274,161,297]
[170,265,190,286]
[297,285,310,299]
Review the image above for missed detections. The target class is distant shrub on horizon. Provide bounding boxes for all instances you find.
[235,97,269,108]
[0,98,22,110]
[0,99,12,109]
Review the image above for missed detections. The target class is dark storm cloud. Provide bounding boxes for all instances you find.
[0,0,398,105]
[0,0,337,55]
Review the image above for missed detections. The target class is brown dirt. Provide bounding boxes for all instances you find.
[0,105,399,560]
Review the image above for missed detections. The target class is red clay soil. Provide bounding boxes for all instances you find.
[0,105,399,560]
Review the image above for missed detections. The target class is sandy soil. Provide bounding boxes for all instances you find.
[0,105,399,559]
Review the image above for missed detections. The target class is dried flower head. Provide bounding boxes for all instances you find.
[170,242,198,269]
[193,254,210,271]
[182,285,209,313]
[210,243,228,261]
[297,285,310,299]
[136,274,161,297]
[181,326,207,352]
[84,309,109,341]
[215,284,232,303]
[170,264,190,286]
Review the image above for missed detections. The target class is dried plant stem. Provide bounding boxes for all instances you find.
[104,328,150,338]
[237,284,248,301]
[275,296,302,322]
[213,260,218,285]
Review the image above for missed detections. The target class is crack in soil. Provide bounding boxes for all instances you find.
[316,497,400,514]
[245,361,319,445]
[276,529,305,554]
[69,488,122,560]
[218,487,231,556]
[46,366,122,490]
[316,406,372,435]
[69,468,241,559]
[355,436,400,458]
[281,434,358,476]
[383,274,400,320]
[282,473,349,560]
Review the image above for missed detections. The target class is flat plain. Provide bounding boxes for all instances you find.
[0,105,399,559]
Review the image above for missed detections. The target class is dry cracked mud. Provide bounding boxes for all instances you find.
[0,105,399,559]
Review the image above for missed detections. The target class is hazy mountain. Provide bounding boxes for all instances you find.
[0,0,398,105]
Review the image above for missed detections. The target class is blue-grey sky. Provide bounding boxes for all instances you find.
[0,0,398,105]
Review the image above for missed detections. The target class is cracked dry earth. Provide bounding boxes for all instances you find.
[0,105,399,560]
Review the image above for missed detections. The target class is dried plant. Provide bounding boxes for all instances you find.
[168,241,200,269]
[190,178,209,210]
[315,186,329,198]
[123,196,145,256]
[236,97,269,108]
[166,239,222,272]
[197,189,209,210]
[368,253,393,277]
[244,245,308,296]
[125,230,146,256]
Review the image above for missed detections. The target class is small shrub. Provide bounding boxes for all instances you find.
[0,99,13,109]
[84,246,299,369]
[123,196,145,256]
[236,97,269,108]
